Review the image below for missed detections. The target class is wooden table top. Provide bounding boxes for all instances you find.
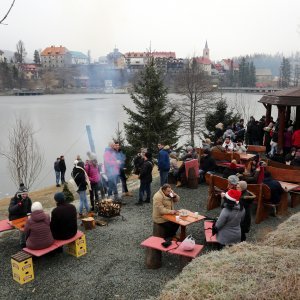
[278,181,300,192]
[163,210,205,226]
[9,216,28,231]
[239,153,257,161]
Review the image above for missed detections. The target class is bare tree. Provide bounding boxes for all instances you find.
[0,117,45,189]
[174,58,218,146]
[0,0,16,25]
[15,40,27,63]
[233,94,255,124]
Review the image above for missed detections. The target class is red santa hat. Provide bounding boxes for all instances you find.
[225,189,242,203]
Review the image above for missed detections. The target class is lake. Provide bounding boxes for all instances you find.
[0,92,266,196]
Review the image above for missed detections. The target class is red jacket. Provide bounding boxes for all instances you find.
[292,129,300,148]
[24,210,54,250]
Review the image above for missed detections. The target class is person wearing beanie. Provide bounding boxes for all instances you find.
[50,192,77,240]
[291,150,300,167]
[58,155,67,185]
[222,160,239,179]
[8,183,32,221]
[157,143,171,186]
[23,202,54,250]
[136,152,153,205]
[237,181,256,242]
[212,189,245,247]
[8,183,32,247]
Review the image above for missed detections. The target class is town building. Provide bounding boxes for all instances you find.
[0,50,5,62]
[194,41,212,75]
[69,51,89,65]
[40,45,72,68]
[256,68,273,87]
[20,64,39,80]
[106,48,126,69]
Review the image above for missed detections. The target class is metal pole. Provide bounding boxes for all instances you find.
[86,125,96,153]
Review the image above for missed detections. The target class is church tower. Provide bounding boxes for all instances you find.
[203,40,209,59]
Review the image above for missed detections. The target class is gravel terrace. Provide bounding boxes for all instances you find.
[0,178,299,300]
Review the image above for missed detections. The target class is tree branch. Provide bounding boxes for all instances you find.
[0,0,16,25]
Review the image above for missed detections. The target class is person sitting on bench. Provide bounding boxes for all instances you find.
[212,189,245,248]
[24,202,54,250]
[223,160,238,179]
[237,181,256,242]
[263,171,284,205]
[199,149,216,182]
[153,184,180,239]
[50,192,77,240]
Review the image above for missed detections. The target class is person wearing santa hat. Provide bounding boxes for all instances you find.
[212,189,245,247]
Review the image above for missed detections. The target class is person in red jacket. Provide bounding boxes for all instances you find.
[24,202,54,250]
[292,128,300,149]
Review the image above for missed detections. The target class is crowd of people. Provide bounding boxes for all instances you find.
[7,115,299,252]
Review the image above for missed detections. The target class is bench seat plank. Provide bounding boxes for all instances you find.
[141,236,204,258]
[204,221,218,243]
[0,219,14,232]
[23,231,84,257]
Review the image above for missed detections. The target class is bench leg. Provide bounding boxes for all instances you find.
[277,193,288,216]
[291,193,300,208]
[145,248,162,269]
[179,256,192,269]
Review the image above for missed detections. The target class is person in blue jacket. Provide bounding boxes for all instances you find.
[157,143,170,186]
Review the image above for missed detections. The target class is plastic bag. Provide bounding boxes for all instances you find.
[178,235,195,251]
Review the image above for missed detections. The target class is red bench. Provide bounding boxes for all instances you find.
[0,219,14,233]
[141,236,204,269]
[204,221,218,243]
[23,231,85,257]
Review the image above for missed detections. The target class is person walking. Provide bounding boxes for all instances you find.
[54,157,61,187]
[136,152,153,205]
[59,155,67,185]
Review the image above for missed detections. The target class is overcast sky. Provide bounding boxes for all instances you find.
[1,0,300,62]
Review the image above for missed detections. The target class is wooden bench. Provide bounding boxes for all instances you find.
[205,174,228,210]
[247,145,266,154]
[204,221,218,243]
[266,166,300,184]
[247,184,288,223]
[0,219,14,233]
[141,236,204,269]
[23,230,86,257]
[266,160,300,170]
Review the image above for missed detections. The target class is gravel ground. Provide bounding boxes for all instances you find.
[0,178,299,300]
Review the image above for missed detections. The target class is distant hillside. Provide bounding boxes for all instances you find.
[1,49,33,63]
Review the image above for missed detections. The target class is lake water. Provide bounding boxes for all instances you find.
[0,92,267,196]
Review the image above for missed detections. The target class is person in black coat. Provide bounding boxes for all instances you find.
[8,183,32,221]
[58,155,67,184]
[50,192,77,240]
[199,149,216,182]
[136,152,153,205]
[263,171,284,205]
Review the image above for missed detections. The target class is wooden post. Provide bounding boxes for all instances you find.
[266,104,272,125]
[295,106,300,130]
[285,106,291,126]
[277,105,286,152]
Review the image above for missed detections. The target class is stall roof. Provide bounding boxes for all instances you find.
[259,88,300,106]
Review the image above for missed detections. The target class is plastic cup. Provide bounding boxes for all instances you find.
[175,216,180,222]
[194,212,199,217]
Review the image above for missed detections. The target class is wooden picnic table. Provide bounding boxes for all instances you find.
[279,181,300,208]
[162,209,205,241]
[9,216,28,232]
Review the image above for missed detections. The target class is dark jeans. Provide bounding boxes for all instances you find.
[119,169,128,193]
[107,175,118,196]
[61,171,66,184]
[159,221,180,239]
[159,170,169,186]
[89,182,99,210]
[139,182,151,202]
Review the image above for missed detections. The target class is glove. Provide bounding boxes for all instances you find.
[212,225,218,236]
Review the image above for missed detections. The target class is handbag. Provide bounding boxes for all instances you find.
[178,235,195,251]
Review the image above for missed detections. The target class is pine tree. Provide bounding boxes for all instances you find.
[205,100,240,134]
[63,183,74,202]
[33,50,41,64]
[123,58,179,154]
[279,57,291,88]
